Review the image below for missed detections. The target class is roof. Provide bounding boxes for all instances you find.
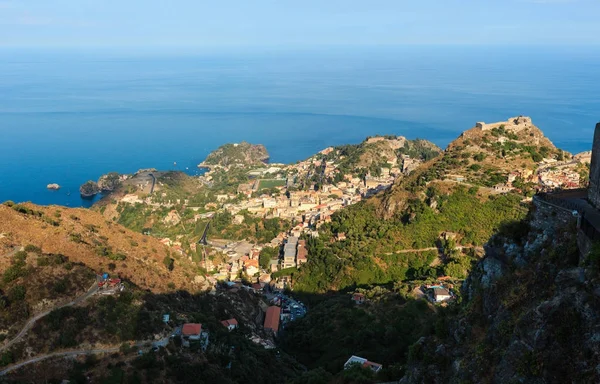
[363,361,383,372]
[182,323,202,336]
[245,259,259,268]
[221,318,238,328]
[344,355,382,372]
[433,287,451,296]
[264,306,281,333]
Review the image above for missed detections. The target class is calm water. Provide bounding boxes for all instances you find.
[1,46,598,207]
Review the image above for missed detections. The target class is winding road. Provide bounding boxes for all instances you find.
[0,281,99,354]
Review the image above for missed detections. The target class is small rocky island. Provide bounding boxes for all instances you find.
[198,142,269,169]
[46,183,60,190]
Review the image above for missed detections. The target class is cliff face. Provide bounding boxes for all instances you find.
[199,142,269,168]
[0,203,205,293]
[402,201,600,383]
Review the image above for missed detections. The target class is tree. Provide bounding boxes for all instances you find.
[163,256,174,271]
[259,246,279,270]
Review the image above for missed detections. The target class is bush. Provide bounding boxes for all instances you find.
[13,251,27,264]
[163,257,174,271]
[8,285,26,301]
[53,279,68,294]
[70,232,86,243]
[24,244,41,254]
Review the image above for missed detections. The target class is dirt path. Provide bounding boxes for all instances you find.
[0,281,99,353]
[0,340,149,376]
[385,245,483,256]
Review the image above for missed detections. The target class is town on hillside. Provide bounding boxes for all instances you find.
[95,119,589,294]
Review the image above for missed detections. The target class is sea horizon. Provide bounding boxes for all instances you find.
[1,45,598,207]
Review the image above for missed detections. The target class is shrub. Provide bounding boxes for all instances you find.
[13,251,27,264]
[24,244,42,254]
[163,257,174,271]
[53,279,68,294]
[8,285,26,301]
[109,253,127,261]
[69,233,85,243]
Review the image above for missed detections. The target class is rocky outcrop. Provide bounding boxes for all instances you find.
[46,183,60,190]
[402,202,600,384]
[198,142,269,168]
[97,172,122,192]
[79,180,100,198]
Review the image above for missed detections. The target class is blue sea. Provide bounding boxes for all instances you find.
[1,46,598,207]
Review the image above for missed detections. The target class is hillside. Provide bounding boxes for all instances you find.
[318,135,441,178]
[199,142,269,168]
[0,202,206,293]
[377,116,569,218]
[401,198,600,383]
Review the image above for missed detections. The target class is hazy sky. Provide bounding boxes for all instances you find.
[0,0,598,47]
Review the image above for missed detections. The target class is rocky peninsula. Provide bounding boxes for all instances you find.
[198,142,269,169]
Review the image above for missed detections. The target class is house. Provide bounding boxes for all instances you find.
[245,259,259,276]
[344,355,383,373]
[351,292,365,304]
[264,306,281,335]
[296,247,308,265]
[432,287,452,302]
[336,232,347,241]
[269,259,279,273]
[182,323,202,341]
[221,318,238,331]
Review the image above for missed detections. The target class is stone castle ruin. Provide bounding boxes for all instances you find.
[475,116,533,132]
[588,123,600,208]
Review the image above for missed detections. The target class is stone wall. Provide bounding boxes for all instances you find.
[587,123,600,208]
[475,116,533,132]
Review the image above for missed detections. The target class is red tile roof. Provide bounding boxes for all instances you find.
[264,306,281,333]
[221,318,238,328]
[182,323,202,336]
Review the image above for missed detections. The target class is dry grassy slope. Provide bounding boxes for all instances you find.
[377,118,565,218]
[0,204,203,293]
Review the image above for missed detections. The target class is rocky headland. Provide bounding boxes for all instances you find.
[198,141,269,169]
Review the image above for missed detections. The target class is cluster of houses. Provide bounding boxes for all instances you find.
[538,168,581,190]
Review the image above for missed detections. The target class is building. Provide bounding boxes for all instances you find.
[344,355,383,373]
[264,306,281,335]
[221,318,238,331]
[432,287,452,302]
[352,293,365,304]
[182,323,202,341]
[269,259,279,272]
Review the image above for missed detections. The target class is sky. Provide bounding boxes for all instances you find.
[0,0,598,48]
